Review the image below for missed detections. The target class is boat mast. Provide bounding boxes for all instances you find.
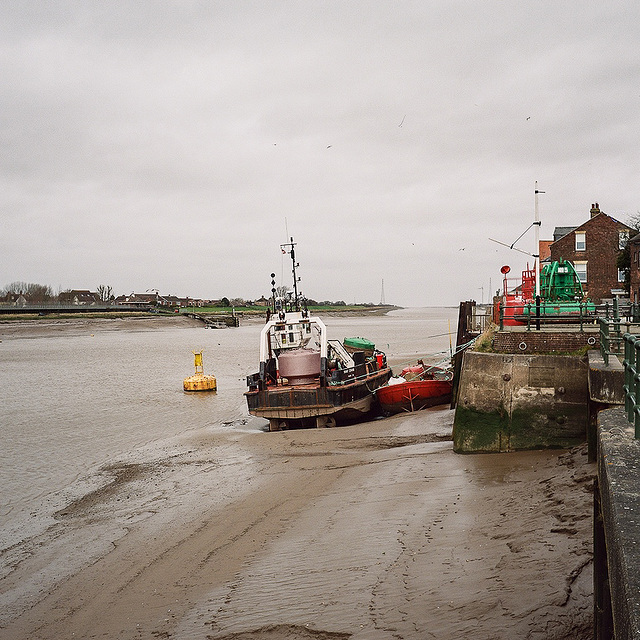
[280,236,301,311]
[534,181,544,299]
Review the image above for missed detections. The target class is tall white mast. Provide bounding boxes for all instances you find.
[534,181,543,299]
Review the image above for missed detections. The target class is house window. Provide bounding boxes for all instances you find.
[618,268,628,283]
[619,231,630,249]
[575,232,586,251]
[574,261,587,283]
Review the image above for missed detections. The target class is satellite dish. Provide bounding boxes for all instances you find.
[500,265,511,274]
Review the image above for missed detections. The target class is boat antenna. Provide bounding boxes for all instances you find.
[270,273,277,314]
[280,236,301,311]
[488,183,544,261]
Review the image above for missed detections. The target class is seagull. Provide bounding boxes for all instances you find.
[526,116,531,120]
[326,145,332,148]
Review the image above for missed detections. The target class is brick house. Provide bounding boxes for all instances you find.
[628,233,640,303]
[59,290,99,305]
[549,203,632,304]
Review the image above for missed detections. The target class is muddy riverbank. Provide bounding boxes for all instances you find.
[0,406,594,640]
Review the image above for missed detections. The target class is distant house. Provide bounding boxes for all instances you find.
[549,203,632,304]
[113,294,151,308]
[1,292,27,307]
[178,297,203,308]
[254,296,271,307]
[59,290,99,305]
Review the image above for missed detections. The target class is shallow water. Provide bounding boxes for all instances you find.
[0,308,458,532]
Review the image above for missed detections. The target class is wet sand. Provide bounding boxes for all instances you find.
[0,314,202,339]
[0,407,594,640]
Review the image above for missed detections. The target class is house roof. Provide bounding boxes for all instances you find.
[550,212,632,248]
[552,226,576,242]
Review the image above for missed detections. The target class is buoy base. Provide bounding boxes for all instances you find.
[183,374,217,392]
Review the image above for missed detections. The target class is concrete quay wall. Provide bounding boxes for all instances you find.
[453,351,588,452]
[595,408,640,640]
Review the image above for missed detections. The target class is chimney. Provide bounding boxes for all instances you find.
[590,202,600,218]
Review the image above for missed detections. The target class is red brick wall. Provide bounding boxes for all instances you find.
[550,213,629,304]
[492,331,599,354]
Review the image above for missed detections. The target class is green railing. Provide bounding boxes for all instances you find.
[623,334,640,438]
[498,300,595,331]
[600,317,628,366]
[599,299,640,366]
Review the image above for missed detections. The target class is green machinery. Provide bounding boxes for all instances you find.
[523,259,595,316]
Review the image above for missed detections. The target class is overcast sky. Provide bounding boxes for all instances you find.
[2,2,639,306]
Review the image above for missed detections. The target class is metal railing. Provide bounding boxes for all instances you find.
[599,300,640,366]
[623,334,640,438]
[498,300,597,331]
[0,302,151,314]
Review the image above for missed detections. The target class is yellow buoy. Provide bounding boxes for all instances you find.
[183,350,217,392]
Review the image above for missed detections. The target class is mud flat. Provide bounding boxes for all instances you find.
[0,314,202,339]
[0,408,594,639]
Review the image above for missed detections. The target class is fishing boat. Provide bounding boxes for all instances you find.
[245,238,392,431]
[376,362,453,414]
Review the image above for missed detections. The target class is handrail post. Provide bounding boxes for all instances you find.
[600,318,609,367]
[635,339,640,438]
[624,334,634,420]
[499,301,504,331]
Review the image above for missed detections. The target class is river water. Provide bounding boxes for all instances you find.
[0,307,458,540]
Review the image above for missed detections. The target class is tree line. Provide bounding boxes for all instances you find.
[1,282,114,303]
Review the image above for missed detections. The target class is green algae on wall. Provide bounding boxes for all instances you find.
[453,351,588,453]
[453,404,510,453]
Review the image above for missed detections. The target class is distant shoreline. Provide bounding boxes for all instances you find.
[0,305,401,323]
[0,306,402,339]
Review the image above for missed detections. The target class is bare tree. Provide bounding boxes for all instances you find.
[1,282,53,302]
[97,284,113,302]
[274,285,290,299]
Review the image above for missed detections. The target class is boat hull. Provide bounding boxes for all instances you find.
[376,379,452,414]
[245,367,392,430]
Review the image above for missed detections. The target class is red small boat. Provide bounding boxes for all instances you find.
[376,363,453,415]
